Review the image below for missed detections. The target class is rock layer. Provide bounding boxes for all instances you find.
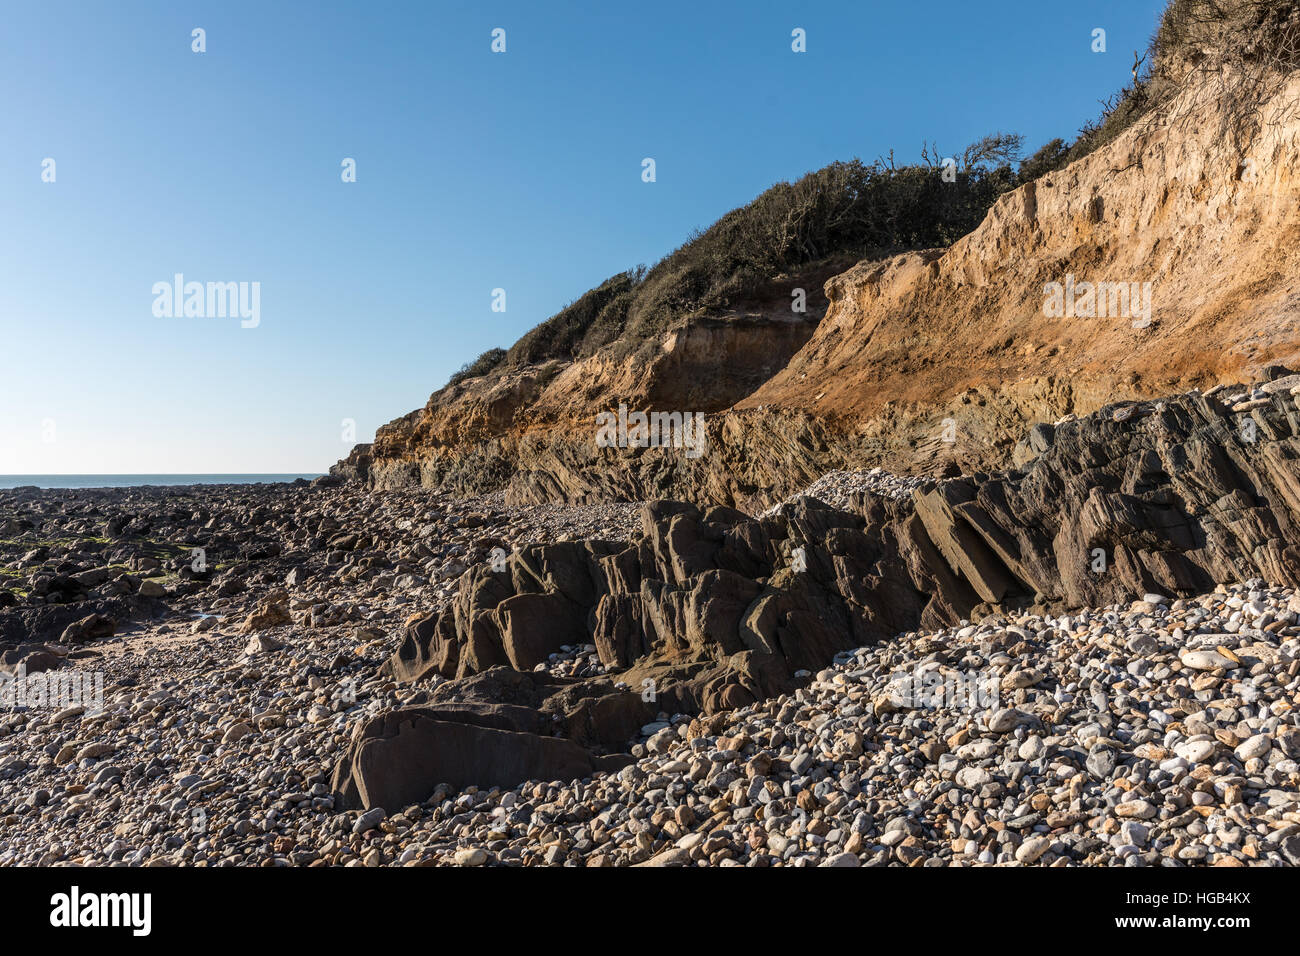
[366,389,1300,803]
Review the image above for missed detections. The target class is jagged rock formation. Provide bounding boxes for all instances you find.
[330,443,372,484]
[336,66,1300,511]
[336,388,1300,807]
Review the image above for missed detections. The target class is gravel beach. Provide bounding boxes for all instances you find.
[3,477,1300,866]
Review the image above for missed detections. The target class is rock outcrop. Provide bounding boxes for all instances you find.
[0,595,161,646]
[344,388,1300,806]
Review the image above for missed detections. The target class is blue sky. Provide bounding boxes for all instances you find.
[0,0,1168,474]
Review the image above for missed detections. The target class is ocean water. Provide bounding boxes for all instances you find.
[0,475,323,489]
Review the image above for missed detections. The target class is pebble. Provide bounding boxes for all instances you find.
[353,808,387,834]
[1175,740,1217,763]
[1016,836,1051,864]
[1182,649,1235,670]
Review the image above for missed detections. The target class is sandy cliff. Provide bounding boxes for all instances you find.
[339,67,1300,512]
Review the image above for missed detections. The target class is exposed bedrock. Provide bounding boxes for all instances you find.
[336,390,1300,808]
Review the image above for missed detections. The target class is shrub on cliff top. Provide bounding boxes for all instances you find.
[458,0,1300,379]
[447,348,507,387]
[506,269,644,366]
[1047,0,1300,173]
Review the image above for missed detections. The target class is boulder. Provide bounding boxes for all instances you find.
[238,593,292,634]
[332,704,631,810]
[59,613,115,644]
[493,591,586,670]
[0,645,65,675]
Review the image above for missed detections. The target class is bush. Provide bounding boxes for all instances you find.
[1017,138,1070,182]
[458,3,1300,377]
[495,135,1028,367]
[504,269,643,367]
[1029,0,1300,178]
[447,348,507,387]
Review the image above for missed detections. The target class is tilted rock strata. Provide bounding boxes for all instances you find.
[350,390,1300,807]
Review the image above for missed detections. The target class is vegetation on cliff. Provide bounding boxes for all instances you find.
[436,0,1300,407]
[461,134,1028,379]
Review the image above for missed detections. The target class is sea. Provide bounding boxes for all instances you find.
[0,475,323,490]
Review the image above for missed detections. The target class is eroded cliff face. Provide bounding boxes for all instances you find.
[741,70,1300,441]
[338,70,1300,511]
[345,275,844,508]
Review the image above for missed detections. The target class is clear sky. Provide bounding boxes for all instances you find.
[0,0,1168,474]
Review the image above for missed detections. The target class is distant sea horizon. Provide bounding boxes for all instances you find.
[0,474,324,490]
